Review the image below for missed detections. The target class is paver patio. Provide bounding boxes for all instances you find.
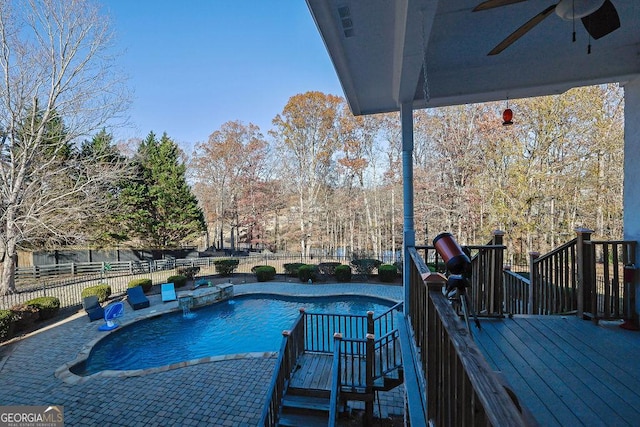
[0,282,404,426]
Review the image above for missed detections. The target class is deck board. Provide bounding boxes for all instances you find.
[290,353,333,391]
[473,315,640,427]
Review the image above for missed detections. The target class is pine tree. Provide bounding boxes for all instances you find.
[79,129,131,245]
[121,132,205,247]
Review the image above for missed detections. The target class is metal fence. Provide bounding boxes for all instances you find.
[2,254,360,310]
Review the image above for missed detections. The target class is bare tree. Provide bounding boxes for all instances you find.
[0,0,129,294]
[271,91,342,257]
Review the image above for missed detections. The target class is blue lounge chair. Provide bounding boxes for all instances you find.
[82,295,104,321]
[161,283,177,302]
[126,286,150,310]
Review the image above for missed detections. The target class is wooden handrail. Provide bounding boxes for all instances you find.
[259,311,305,426]
[415,243,506,317]
[373,301,403,336]
[329,333,342,427]
[535,238,577,263]
[407,247,527,426]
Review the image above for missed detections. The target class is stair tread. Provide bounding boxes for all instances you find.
[282,394,331,411]
[278,412,329,427]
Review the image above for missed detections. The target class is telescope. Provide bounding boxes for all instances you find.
[432,232,480,331]
[432,232,470,275]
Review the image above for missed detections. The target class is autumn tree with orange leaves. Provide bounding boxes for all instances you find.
[271,91,343,257]
[190,121,269,251]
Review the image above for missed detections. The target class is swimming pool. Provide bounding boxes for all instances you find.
[73,294,394,376]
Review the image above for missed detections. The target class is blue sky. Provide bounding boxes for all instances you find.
[103,1,343,152]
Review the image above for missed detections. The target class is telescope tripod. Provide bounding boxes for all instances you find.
[446,275,481,333]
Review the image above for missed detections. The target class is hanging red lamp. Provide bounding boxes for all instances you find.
[502,107,513,126]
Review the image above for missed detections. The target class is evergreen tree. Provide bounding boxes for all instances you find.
[121,132,205,247]
[79,129,131,245]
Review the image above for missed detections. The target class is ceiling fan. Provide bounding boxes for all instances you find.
[473,0,621,55]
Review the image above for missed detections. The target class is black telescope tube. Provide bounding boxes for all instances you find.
[432,232,470,275]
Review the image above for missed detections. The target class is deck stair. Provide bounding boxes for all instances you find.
[278,389,336,427]
[261,303,405,426]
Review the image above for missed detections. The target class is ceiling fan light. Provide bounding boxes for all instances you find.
[555,0,605,20]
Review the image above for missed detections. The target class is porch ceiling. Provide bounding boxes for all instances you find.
[305,0,640,115]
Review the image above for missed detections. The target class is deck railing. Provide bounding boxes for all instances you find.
[407,246,527,426]
[373,301,402,336]
[501,229,638,324]
[415,231,507,318]
[503,267,530,314]
[259,310,305,427]
[304,312,370,352]
[373,329,401,380]
[338,336,370,391]
[586,238,636,321]
[530,238,578,314]
[303,302,403,353]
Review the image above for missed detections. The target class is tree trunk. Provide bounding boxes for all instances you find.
[0,235,17,295]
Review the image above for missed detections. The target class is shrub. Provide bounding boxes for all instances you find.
[335,265,352,282]
[318,262,341,276]
[81,284,112,302]
[378,264,398,282]
[283,263,305,277]
[25,296,60,321]
[10,304,39,331]
[167,275,188,288]
[394,261,403,275]
[298,264,318,282]
[255,266,276,282]
[251,265,270,273]
[0,310,14,341]
[213,259,239,276]
[350,259,382,276]
[128,278,153,293]
[176,266,200,279]
[427,262,446,273]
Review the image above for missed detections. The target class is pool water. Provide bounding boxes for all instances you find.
[75,294,393,375]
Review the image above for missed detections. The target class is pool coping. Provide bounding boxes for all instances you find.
[55,283,402,384]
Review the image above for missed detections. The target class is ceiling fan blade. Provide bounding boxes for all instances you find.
[488,4,556,55]
[473,0,527,12]
[581,0,620,39]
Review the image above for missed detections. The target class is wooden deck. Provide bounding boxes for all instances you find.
[290,353,334,391]
[473,315,640,426]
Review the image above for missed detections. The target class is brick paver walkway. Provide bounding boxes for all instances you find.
[0,282,404,426]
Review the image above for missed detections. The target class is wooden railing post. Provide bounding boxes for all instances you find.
[365,333,375,426]
[528,252,539,314]
[367,311,374,335]
[492,229,505,246]
[576,228,594,320]
[491,230,506,315]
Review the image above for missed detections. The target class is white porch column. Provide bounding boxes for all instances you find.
[401,102,415,309]
[623,75,640,317]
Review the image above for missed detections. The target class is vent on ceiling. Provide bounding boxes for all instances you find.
[338,5,354,38]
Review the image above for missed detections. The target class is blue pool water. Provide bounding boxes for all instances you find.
[75,294,393,375]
